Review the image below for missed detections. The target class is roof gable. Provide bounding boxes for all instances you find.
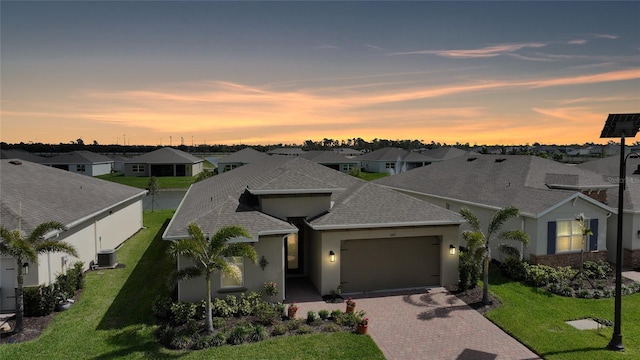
[126,147,203,164]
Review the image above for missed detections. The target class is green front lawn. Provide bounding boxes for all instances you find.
[358,172,389,181]
[486,268,640,360]
[97,173,195,189]
[0,210,383,359]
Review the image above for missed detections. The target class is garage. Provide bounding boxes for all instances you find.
[339,236,441,293]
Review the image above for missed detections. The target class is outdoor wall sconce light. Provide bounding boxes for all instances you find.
[637,230,640,239]
[22,262,29,275]
[449,244,456,255]
[259,256,269,271]
[329,251,336,262]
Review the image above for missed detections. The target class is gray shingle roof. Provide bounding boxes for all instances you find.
[126,147,203,164]
[424,147,471,161]
[164,156,462,239]
[0,149,46,163]
[376,155,613,216]
[577,155,640,211]
[217,147,268,165]
[39,150,113,164]
[300,151,358,165]
[0,160,146,236]
[267,147,305,156]
[354,147,435,163]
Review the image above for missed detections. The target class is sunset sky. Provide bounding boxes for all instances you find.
[2,1,639,146]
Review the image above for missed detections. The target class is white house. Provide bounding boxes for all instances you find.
[0,159,146,312]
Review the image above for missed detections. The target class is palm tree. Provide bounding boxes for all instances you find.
[0,221,78,333]
[459,207,529,305]
[168,223,258,333]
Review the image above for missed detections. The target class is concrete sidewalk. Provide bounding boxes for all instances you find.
[296,287,541,360]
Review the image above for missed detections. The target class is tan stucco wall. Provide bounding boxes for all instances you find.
[177,234,289,303]
[310,225,460,296]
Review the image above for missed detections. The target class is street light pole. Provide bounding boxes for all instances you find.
[607,134,625,351]
[600,113,640,352]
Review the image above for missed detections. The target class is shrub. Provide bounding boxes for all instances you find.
[68,261,85,290]
[152,296,173,325]
[254,302,281,325]
[330,309,342,320]
[584,260,612,280]
[286,319,304,331]
[224,295,240,316]
[171,302,196,325]
[297,324,313,334]
[335,311,359,327]
[212,317,227,330]
[271,323,288,336]
[458,250,480,290]
[248,324,269,342]
[501,257,528,281]
[306,311,318,324]
[212,297,234,317]
[322,322,343,332]
[24,284,57,317]
[56,273,75,300]
[227,324,251,345]
[169,334,192,350]
[318,309,329,320]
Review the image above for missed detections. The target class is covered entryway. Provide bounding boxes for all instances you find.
[340,236,440,293]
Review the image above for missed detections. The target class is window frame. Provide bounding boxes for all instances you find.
[76,164,86,172]
[132,164,145,173]
[555,218,588,253]
[220,256,245,288]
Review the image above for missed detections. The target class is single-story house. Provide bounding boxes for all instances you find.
[376,155,617,268]
[0,149,46,163]
[163,156,463,303]
[423,147,471,161]
[0,160,146,312]
[578,155,640,268]
[354,147,435,174]
[300,151,359,173]
[216,147,268,174]
[38,150,114,177]
[124,147,204,177]
[267,147,305,157]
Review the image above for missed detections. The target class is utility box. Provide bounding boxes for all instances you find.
[97,249,116,267]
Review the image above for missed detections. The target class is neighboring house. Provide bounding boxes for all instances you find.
[124,147,204,177]
[216,147,268,173]
[334,148,363,157]
[354,147,435,174]
[300,150,358,173]
[0,149,45,163]
[38,150,114,176]
[108,154,129,173]
[577,155,640,268]
[267,147,305,156]
[0,159,146,312]
[163,156,463,303]
[423,147,471,162]
[376,155,616,268]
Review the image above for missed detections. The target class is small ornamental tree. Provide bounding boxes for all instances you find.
[460,207,529,305]
[168,223,258,333]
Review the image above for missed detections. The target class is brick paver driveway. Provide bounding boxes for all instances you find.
[296,287,541,360]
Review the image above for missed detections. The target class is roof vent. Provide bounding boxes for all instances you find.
[467,157,477,162]
[9,160,22,165]
[495,158,507,163]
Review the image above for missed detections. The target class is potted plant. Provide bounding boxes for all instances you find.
[356,316,369,334]
[287,303,298,319]
[345,297,356,313]
[55,291,72,312]
[264,281,278,298]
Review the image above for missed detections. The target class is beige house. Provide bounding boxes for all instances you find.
[163,156,463,302]
[0,160,146,312]
[377,155,616,268]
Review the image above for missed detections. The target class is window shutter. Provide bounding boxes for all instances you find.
[589,218,599,251]
[547,221,557,254]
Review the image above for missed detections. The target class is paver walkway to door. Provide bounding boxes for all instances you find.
[295,287,541,360]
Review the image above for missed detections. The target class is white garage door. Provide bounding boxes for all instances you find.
[340,237,440,293]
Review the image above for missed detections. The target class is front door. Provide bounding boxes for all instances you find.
[285,218,306,275]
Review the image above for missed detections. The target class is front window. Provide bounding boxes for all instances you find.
[221,256,244,288]
[132,164,145,172]
[385,162,395,169]
[76,164,86,172]
[556,219,586,252]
